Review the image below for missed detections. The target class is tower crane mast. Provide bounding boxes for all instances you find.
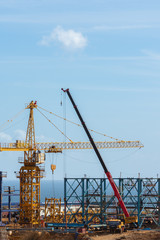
[18,101,44,225]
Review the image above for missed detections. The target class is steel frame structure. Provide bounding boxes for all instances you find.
[64,177,160,227]
[0,171,7,222]
[0,140,143,151]
[44,198,62,223]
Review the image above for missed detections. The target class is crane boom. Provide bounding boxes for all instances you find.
[0,140,143,152]
[62,88,130,218]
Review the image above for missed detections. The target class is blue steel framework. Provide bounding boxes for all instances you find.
[0,171,7,222]
[0,171,19,223]
[64,178,160,227]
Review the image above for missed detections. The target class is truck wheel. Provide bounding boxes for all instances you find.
[117,228,122,233]
[121,226,124,233]
[110,229,113,233]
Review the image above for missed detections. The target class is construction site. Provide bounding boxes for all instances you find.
[0,89,159,240]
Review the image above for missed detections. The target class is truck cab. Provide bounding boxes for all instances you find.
[106,219,125,233]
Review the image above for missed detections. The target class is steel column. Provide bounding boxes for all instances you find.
[158,178,160,225]
[82,178,85,221]
[103,178,107,222]
[138,178,142,226]
[119,178,123,214]
[8,187,11,222]
[100,179,103,223]
[86,178,89,223]
[64,178,67,224]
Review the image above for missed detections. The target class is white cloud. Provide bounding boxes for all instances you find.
[39,26,87,50]
[0,132,12,142]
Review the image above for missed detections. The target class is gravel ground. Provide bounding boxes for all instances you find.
[91,230,160,240]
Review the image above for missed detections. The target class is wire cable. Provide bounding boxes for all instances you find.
[37,105,122,141]
[63,93,67,178]
[64,148,141,165]
[0,108,26,132]
[1,116,27,134]
[36,108,73,143]
[109,148,141,164]
[52,154,55,197]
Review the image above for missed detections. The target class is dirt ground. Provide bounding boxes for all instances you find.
[91,230,160,240]
[7,230,160,240]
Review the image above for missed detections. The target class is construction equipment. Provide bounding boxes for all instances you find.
[17,101,44,225]
[62,88,140,221]
[106,219,125,233]
[0,140,143,152]
[118,214,138,229]
[0,98,143,226]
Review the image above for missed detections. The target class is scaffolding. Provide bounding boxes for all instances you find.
[64,177,160,226]
[44,198,62,223]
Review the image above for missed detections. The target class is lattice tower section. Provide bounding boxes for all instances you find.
[17,101,44,225]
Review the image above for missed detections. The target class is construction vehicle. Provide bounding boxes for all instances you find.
[62,88,140,225]
[106,219,125,233]
[0,96,143,226]
[118,214,138,229]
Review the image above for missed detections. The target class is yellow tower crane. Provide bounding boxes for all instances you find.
[0,101,144,226]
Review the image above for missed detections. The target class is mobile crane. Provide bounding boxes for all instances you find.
[62,88,138,223]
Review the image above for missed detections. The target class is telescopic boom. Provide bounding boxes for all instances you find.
[62,88,130,218]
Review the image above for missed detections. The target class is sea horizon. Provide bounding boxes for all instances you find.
[2,179,64,203]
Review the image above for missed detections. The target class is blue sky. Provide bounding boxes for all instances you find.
[0,0,160,180]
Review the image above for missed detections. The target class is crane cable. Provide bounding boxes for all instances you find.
[64,148,141,164]
[36,108,73,143]
[0,108,26,132]
[37,105,122,142]
[51,154,55,196]
[63,92,67,177]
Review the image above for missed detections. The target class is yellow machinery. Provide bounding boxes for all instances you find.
[106,219,125,233]
[118,214,138,228]
[45,198,63,223]
[17,101,44,225]
[0,101,144,226]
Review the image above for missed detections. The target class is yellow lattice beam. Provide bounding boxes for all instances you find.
[0,140,143,152]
